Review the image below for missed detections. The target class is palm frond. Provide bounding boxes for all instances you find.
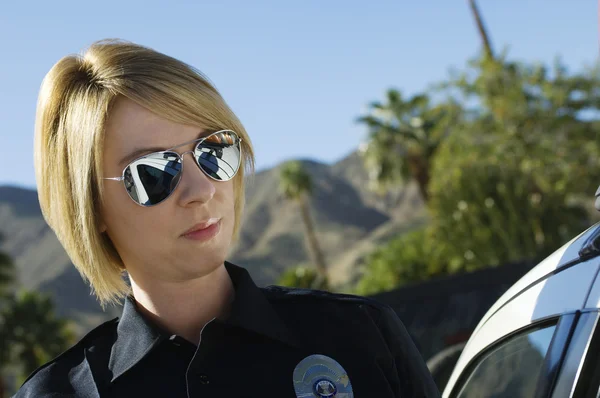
[279,161,313,201]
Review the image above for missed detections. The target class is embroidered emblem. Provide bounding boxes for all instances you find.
[293,354,353,398]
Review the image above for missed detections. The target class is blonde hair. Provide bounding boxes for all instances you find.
[34,39,255,307]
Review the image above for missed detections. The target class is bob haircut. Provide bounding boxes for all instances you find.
[34,39,255,307]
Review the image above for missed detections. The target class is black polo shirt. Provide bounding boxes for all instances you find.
[15,262,440,397]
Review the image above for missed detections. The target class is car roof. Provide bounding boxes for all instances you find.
[471,222,600,336]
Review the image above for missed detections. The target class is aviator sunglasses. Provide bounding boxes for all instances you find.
[103,130,242,207]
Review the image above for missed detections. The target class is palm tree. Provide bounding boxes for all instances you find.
[0,291,75,391]
[468,0,494,60]
[279,161,328,288]
[357,90,459,203]
[1,291,74,380]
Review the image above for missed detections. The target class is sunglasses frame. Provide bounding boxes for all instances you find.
[103,129,243,207]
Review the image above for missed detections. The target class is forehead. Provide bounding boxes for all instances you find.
[104,97,202,151]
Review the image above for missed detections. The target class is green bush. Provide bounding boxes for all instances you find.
[355,228,445,295]
[277,265,328,290]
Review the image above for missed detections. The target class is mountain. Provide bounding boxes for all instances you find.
[0,151,425,334]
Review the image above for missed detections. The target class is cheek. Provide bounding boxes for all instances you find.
[222,182,236,215]
[101,185,158,248]
[102,178,135,216]
[218,181,237,234]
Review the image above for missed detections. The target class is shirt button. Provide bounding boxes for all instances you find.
[198,374,210,385]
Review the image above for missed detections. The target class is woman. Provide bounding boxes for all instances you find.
[16,39,440,397]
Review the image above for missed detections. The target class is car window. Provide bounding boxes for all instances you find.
[455,324,557,398]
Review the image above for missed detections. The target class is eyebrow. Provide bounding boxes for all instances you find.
[118,131,209,167]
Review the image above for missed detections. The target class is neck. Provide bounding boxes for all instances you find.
[128,263,235,345]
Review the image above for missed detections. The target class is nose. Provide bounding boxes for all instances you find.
[175,151,216,206]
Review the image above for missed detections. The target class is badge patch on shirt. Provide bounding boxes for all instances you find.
[292,354,354,398]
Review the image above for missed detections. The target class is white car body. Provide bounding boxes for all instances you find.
[443,222,600,397]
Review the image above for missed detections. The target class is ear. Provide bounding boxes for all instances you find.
[97,202,108,233]
[98,218,107,234]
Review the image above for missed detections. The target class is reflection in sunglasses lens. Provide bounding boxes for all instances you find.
[123,131,241,206]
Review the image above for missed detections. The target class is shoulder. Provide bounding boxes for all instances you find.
[14,317,119,398]
[262,284,393,317]
[261,285,399,342]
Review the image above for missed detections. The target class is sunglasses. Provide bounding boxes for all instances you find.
[103,130,242,207]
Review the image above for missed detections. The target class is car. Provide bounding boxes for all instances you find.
[442,221,600,398]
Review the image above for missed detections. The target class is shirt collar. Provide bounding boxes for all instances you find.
[222,261,300,348]
[108,295,165,382]
[108,261,300,382]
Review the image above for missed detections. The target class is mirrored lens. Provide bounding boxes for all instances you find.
[123,152,181,206]
[194,131,241,181]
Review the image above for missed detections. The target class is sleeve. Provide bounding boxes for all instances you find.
[372,303,442,398]
[13,367,66,398]
[12,350,98,398]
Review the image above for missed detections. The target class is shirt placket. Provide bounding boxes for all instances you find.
[185,317,216,398]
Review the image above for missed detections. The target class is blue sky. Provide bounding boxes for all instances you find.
[0,0,597,189]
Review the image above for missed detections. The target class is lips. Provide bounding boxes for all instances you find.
[182,218,221,236]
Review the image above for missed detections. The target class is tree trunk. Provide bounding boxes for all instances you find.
[468,0,494,59]
[407,155,430,203]
[297,196,328,284]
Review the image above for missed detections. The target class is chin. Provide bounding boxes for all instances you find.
[188,247,228,271]
[195,257,227,278]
